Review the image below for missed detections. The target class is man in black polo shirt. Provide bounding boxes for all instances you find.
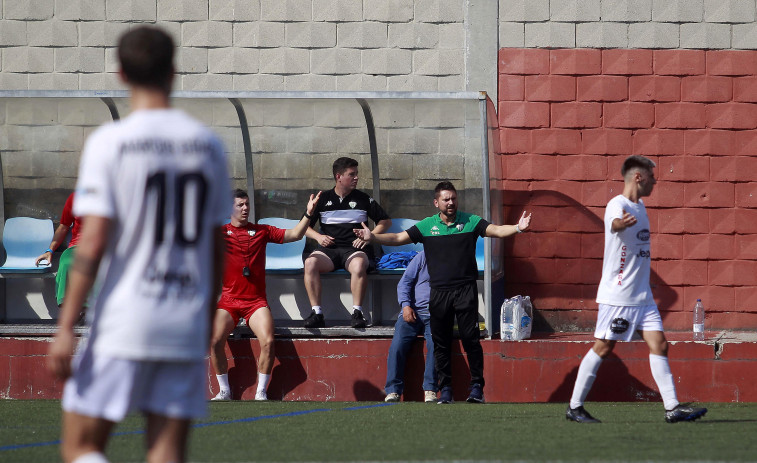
[303,157,392,328]
[355,181,531,404]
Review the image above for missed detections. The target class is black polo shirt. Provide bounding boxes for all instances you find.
[309,188,390,248]
[406,212,489,290]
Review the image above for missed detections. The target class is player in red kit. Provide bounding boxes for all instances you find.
[210,189,320,401]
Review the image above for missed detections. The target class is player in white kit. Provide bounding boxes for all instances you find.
[566,155,707,424]
[46,26,231,463]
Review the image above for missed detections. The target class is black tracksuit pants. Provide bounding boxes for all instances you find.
[429,281,484,390]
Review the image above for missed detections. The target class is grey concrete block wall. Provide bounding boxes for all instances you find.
[525,22,576,48]
[704,0,756,23]
[680,22,732,49]
[28,20,79,47]
[652,0,704,22]
[500,0,757,50]
[576,21,629,48]
[601,0,652,22]
[628,21,680,48]
[4,1,757,98]
[2,0,477,93]
[55,0,106,21]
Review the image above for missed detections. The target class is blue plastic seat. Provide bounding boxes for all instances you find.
[257,217,305,273]
[476,236,485,272]
[380,218,423,254]
[0,217,54,274]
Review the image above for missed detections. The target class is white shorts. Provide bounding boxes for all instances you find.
[594,303,664,341]
[62,346,207,422]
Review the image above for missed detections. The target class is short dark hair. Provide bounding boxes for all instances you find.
[332,157,358,180]
[434,181,457,199]
[621,155,656,177]
[117,26,174,93]
[233,189,248,200]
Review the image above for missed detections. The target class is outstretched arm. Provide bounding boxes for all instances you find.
[352,217,392,249]
[354,222,412,246]
[372,218,391,234]
[611,210,636,232]
[283,191,322,243]
[484,211,532,239]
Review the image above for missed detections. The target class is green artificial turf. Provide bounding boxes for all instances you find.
[1,400,755,462]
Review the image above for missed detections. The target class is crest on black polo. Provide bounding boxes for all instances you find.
[611,318,630,334]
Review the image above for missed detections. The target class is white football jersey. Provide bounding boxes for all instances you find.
[74,108,231,361]
[596,195,655,307]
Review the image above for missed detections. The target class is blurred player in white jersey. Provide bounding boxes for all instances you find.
[566,155,707,424]
[47,26,230,463]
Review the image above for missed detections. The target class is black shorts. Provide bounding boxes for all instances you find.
[308,246,375,271]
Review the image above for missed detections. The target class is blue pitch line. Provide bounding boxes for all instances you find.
[0,439,62,452]
[0,429,144,452]
[0,403,396,453]
[343,403,395,411]
[193,407,331,428]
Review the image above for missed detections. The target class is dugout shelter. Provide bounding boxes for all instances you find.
[0,90,504,338]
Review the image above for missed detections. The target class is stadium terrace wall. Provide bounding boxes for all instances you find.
[497,48,757,332]
[3,334,757,402]
[0,0,495,96]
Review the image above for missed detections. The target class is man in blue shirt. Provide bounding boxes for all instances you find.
[384,251,437,403]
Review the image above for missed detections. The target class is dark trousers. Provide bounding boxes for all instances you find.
[429,282,484,390]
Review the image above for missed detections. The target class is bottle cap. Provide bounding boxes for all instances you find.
[696,298,701,302]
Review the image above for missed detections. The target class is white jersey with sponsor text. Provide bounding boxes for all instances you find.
[74,108,231,361]
[596,194,654,306]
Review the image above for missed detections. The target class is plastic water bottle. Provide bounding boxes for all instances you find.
[693,299,705,341]
[500,298,515,341]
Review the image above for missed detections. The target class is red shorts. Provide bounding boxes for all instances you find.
[217,294,269,326]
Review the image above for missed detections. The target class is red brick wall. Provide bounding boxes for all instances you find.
[497,48,757,332]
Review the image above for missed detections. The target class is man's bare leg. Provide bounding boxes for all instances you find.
[61,412,115,463]
[145,413,190,463]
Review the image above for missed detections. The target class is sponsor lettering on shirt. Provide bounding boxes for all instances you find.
[118,138,215,156]
[617,245,626,286]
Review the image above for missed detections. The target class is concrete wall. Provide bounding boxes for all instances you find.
[3,334,756,401]
[0,0,499,95]
[500,0,757,50]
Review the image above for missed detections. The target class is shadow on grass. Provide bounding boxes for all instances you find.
[548,352,660,403]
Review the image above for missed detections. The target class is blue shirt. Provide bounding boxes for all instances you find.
[396,251,430,319]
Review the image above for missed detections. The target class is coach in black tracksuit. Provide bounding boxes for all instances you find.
[355,181,532,403]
